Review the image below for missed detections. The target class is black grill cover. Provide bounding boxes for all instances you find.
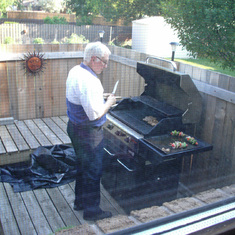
[0,145,76,192]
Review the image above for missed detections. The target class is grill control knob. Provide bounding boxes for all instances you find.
[115,130,121,136]
[124,137,131,143]
[107,123,114,130]
[115,130,126,136]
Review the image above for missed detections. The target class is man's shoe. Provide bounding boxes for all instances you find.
[83,209,112,220]
[73,204,84,211]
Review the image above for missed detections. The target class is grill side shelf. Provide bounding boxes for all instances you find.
[139,136,213,162]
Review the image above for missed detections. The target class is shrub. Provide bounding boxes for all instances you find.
[65,34,89,44]
[51,39,60,44]
[76,16,93,26]
[44,16,68,25]
[4,37,15,44]
[109,37,132,49]
[44,16,54,24]
[33,38,44,44]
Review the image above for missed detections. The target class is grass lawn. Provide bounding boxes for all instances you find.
[175,57,235,77]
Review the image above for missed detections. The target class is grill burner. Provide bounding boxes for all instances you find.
[102,58,213,213]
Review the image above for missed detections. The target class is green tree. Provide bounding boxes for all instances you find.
[38,0,66,13]
[161,0,235,69]
[100,0,161,23]
[0,0,14,15]
[13,0,24,11]
[66,0,161,24]
[66,0,100,24]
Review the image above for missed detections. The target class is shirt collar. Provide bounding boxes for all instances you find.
[80,62,97,77]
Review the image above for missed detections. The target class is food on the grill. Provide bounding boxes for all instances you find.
[170,141,188,149]
[170,131,198,146]
[162,147,171,153]
[170,130,186,137]
[186,136,198,145]
[143,116,158,126]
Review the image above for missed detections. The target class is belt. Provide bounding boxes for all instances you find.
[69,119,102,130]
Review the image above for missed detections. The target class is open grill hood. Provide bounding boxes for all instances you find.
[137,62,202,124]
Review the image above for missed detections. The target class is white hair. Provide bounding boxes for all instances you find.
[83,42,111,62]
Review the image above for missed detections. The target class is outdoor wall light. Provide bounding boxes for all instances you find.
[170,42,179,61]
[98,30,105,42]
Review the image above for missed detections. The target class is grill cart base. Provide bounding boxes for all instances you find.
[102,153,182,214]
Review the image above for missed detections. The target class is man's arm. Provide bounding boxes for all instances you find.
[96,94,116,120]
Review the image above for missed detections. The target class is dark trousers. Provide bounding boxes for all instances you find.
[67,120,105,213]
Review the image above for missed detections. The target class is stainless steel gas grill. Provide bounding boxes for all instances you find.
[102,58,213,213]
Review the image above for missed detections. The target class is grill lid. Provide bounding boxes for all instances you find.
[137,61,202,124]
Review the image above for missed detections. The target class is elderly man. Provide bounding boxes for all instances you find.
[66,42,116,220]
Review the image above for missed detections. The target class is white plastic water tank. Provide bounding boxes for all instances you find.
[132,16,190,58]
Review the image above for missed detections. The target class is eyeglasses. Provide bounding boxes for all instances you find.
[96,56,108,66]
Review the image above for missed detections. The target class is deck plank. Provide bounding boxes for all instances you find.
[58,183,87,224]
[101,184,127,215]
[14,120,40,150]
[21,190,53,235]
[0,140,6,154]
[33,118,62,145]
[46,187,81,227]
[42,117,71,144]
[34,188,66,233]
[100,190,119,217]
[51,116,68,134]
[0,125,18,153]
[60,115,69,124]
[68,182,124,220]
[24,119,51,146]
[6,124,29,151]
[4,183,37,235]
[0,183,20,235]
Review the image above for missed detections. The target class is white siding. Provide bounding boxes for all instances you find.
[132,16,191,59]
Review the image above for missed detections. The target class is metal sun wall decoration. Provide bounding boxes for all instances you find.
[22,51,46,75]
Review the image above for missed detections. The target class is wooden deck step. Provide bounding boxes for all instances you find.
[0,125,18,154]
[0,116,71,166]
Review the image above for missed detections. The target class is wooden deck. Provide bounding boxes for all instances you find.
[0,116,126,235]
[0,181,126,235]
[0,182,125,235]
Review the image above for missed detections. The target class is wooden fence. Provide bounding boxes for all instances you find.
[6,11,131,26]
[0,23,132,44]
[7,11,76,23]
[0,44,234,194]
[177,62,235,191]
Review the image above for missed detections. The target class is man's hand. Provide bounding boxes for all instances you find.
[107,94,116,106]
[103,93,111,99]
